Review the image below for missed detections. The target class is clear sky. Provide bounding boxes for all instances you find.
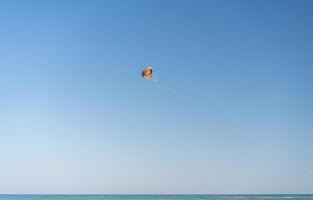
[0,0,313,194]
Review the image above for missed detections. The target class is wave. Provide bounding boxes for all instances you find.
[255,197,313,199]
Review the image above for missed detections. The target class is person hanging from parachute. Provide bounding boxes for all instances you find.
[141,65,159,87]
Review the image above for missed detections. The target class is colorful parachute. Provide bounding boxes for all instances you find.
[141,66,153,80]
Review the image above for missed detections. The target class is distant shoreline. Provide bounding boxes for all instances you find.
[1,194,312,195]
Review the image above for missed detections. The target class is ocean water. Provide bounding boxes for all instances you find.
[0,195,312,200]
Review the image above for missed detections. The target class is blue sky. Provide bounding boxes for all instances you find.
[0,0,313,194]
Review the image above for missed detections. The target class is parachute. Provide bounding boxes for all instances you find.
[141,66,153,80]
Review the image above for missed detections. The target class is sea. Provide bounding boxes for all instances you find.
[0,195,312,200]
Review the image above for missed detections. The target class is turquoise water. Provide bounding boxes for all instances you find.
[0,195,312,200]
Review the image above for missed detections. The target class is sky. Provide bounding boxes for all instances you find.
[0,0,313,194]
